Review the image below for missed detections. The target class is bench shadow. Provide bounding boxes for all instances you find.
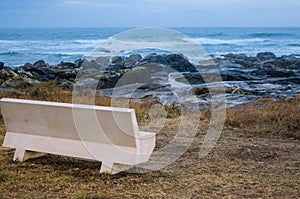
[24,154,153,179]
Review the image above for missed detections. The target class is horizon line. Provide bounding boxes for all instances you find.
[1,26,300,29]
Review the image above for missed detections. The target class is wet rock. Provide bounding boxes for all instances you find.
[95,57,110,68]
[33,60,48,67]
[0,62,4,70]
[98,75,120,89]
[141,53,167,64]
[16,68,34,78]
[128,54,142,62]
[116,67,150,87]
[139,83,167,90]
[0,68,13,79]
[1,76,40,89]
[123,54,142,69]
[54,68,78,79]
[111,56,124,64]
[266,69,295,78]
[175,73,205,85]
[57,61,77,69]
[165,54,197,72]
[107,63,124,71]
[74,59,85,68]
[256,52,276,61]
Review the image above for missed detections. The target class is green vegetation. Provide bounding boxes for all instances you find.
[0,85,299,198]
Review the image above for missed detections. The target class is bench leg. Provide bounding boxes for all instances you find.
[13,148,46,162]
[100,161,114,173]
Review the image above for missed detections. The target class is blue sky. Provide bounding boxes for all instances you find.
[0,0,299,27]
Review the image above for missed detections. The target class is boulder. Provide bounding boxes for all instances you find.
[128,54,142,62]
[57,61,77,69]
[95,57,110,68]
[116,67,150,87]
[141,53,167,64]
[123,54,142,69]
[75,59,85,68]
[54,68,77,79]
[33,60,48,67]
[98,75,120,89]
[0,68,13,79]
[107,63,124,71]
[165,54,197,72]
[1,76,40,89]
[111,56,124,64]
[256,52,276,61]
[0,62,4,70]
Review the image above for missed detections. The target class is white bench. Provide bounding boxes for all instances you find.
[0,98,155,174]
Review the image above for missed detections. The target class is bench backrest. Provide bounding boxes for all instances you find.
[0,98,140,148]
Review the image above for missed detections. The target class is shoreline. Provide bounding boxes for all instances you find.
[0,51,299,108]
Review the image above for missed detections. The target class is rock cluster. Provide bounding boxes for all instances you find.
[0,52,299,107]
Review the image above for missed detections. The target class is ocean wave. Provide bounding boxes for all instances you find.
[74,39,107,44]
[246,33,294,38]
[287,43,300,47]
[0,51,20,56]
[184,37,267,45]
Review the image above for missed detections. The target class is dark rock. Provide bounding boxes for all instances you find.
[95,57,110,68]
[218,61,242,68]
[16,68,34,78]
[123,60,136,69]
[0,68,11,79]
[0,62,4,70]
[116,67,150,87]
[165,54,197,72]
[190,87,209,95]
[79,59,103,69]
[128,54,142,62]
[138,63,163,73]
[279,55,298,62]
[1,76,40,89]
[57,61,77,69]
[58,80,73,90]
[233,59,255,68]
[292,60,300,70]
[98,75,120,89]
[235,53,248,60]
[33,60,48,67]
[257,52,277,61]
[74,77,99,89]
[141,53,167,64]
[29,66,53,76]
[175,73,205,85]
[266,69,295,78]
[107,63,124,71]
[75,59,85,68]
[165,54,185,64]
[123,54,142,69]
[54,68,77,79]
[139,83,166,90]
[111,56,123,64]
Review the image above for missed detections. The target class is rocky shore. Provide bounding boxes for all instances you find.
[0,52,299,107]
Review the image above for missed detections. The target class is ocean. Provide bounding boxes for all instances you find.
[0,27,300,67]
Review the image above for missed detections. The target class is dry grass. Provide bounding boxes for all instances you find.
[0,85,299,198]
[226,98,300,139]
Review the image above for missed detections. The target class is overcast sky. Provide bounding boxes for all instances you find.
[0,0,299,27]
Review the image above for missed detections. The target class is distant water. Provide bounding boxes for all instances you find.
[0,27,300,67]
